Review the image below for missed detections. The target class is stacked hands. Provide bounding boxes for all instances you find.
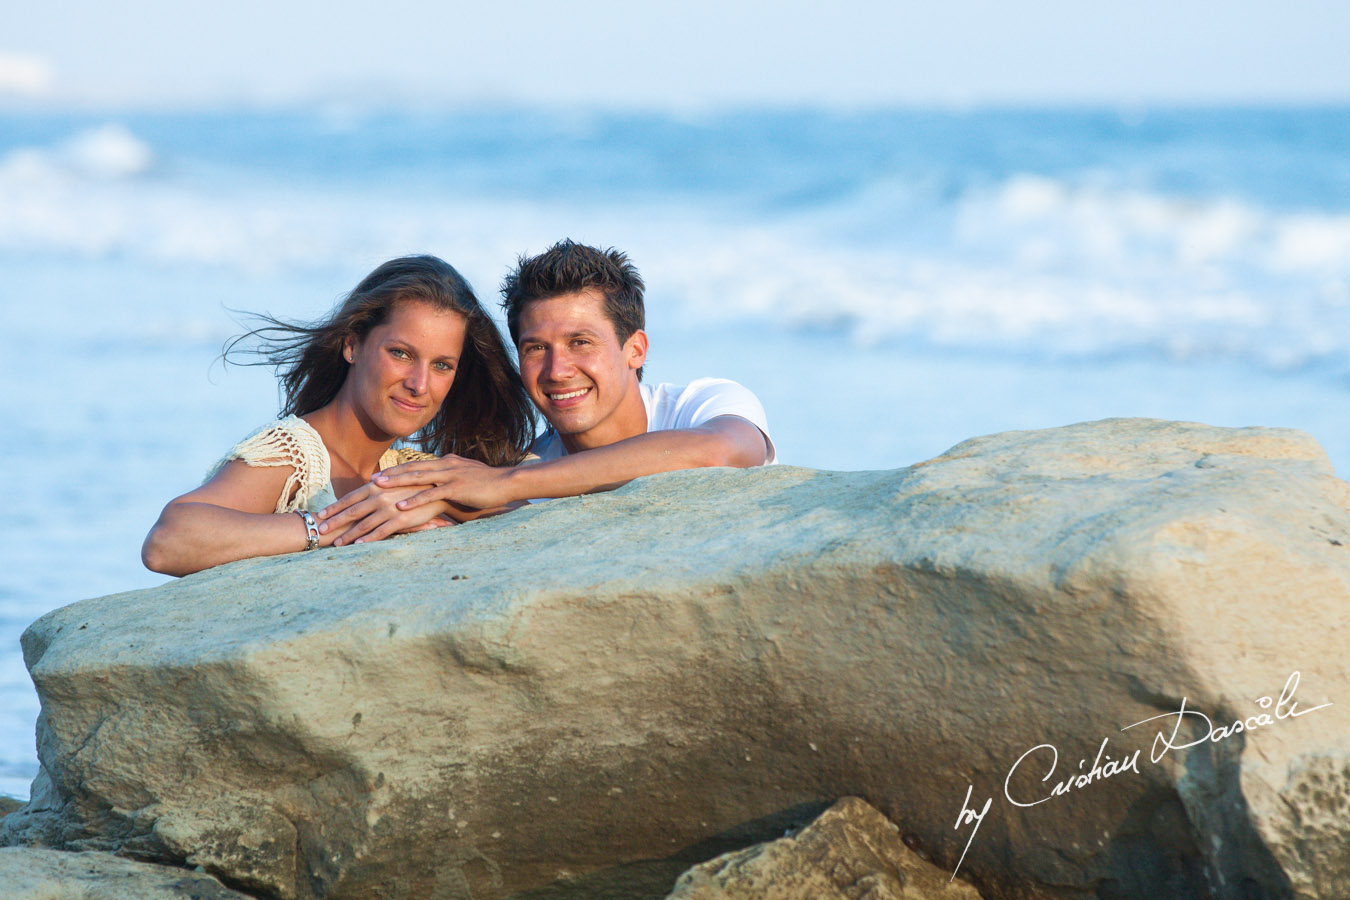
[317,456,506,547]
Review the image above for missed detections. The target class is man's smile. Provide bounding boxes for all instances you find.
[546,387,592,405]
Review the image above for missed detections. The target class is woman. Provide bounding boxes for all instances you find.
[142,255,536,576]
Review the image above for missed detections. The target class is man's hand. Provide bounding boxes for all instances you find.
[371,454,517,512]
[317,482,454,546]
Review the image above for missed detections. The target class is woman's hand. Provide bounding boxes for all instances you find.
[317,482,453,546]
[371,454,519,512]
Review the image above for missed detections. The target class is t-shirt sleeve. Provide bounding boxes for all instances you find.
[661,378,777,464]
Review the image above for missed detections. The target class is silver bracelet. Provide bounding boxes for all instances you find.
[295,510,321,551]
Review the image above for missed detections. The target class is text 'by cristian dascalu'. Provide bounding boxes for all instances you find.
[949,670,1332,881]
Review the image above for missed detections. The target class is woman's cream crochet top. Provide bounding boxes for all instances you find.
[206,415,437,514]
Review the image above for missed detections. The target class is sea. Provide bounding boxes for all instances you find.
[2,104,1349,799]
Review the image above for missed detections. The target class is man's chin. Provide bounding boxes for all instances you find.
[546,420,588,437]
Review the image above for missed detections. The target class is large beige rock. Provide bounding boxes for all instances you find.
[0,847,252,899]
[666,796,983,899]
[2,419,1347,900]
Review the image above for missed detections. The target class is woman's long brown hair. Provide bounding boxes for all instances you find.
[224,255,536,466]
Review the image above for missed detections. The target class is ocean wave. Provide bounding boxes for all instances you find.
[1,123,154,180]
[957,174,1350,278]
[2,150,1348,373]
[646,174,1350,371]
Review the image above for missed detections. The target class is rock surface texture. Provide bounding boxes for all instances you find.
[0,847,252,899]
[2,419,1346,900]
[666,796,983,899]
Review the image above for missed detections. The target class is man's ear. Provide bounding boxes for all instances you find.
[625,329,649,372]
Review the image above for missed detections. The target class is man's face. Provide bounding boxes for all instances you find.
[516,289,648,450]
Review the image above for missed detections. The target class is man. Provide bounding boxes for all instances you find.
[370,239,775,511]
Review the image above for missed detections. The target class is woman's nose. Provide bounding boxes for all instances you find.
[405,365,429,394]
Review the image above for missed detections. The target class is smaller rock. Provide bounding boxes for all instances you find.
[666,797,983,899]
[0,796,23,819]
[0,847,253,900]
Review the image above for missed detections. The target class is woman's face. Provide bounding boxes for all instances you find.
[342,299,468,441]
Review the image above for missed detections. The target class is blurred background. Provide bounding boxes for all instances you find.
[2,0,1349,798]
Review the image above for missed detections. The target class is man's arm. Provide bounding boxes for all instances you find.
[373,415,770,510]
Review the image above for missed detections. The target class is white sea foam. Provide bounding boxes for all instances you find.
[0,52,53,96]
[1,146,1348,373]
[645,175,1349,371]
[62,124,154,178]
[1,123,154,182]
[1269,214,1350,272]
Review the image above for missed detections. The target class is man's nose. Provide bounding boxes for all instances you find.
[545,348,576,381]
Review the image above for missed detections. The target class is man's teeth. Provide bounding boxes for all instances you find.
[549,389,589,400]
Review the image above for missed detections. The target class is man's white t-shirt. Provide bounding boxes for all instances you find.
[527,377,777,465]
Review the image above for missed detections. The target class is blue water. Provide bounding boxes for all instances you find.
[2,105,1349,799]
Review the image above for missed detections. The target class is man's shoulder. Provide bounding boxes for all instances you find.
[645,377,747,401]
[646,377,766,427]
[642,375,761,410]
[645,377,775,463]
[524,428,566,464]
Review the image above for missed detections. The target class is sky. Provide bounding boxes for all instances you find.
[3,0,1350,109]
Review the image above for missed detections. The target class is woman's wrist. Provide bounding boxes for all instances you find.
[294,510,321,551]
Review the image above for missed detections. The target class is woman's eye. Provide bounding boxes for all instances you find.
[434,361,455,372]
[390,348,410,359]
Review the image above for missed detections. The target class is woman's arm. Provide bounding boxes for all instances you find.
[141,460,333,577]
[142,462,456,576]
